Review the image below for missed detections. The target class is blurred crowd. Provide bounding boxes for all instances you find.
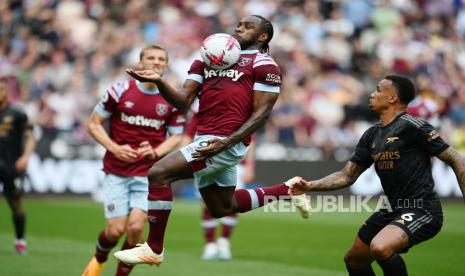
[2,0,465,160]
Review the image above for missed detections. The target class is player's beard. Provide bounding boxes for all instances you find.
[239,36,258,51]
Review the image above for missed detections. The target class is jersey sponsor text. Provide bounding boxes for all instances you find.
[120,112,165,129]
[204,68,244,81]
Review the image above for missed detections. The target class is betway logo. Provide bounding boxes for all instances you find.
[121,112,164,129]
[204,68,244,81]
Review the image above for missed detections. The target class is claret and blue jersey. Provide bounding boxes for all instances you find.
[187,49,281,144]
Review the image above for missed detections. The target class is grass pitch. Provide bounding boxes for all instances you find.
[0,197,464,275]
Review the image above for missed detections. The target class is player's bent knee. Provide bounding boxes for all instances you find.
[106,225,126,240]
[344,251,359,268]
[343,251,353,266]
[344,250,372,269]
[148,165,166,185]
[369,242,393,261]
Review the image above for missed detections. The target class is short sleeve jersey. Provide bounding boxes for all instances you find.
[351,113,449,209]
[95,80,185,177]
[0,105,29,171]
[187,50,281,144]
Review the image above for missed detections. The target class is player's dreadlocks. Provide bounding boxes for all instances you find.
[253,15,273,53]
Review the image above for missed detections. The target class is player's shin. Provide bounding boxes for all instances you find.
[233,183,289,213]
[146,184,173,254]
[220,213,237,239]
[95,230,118,263]
[13,213,26,240]
[377,253,407,276]
[201,206,218,243]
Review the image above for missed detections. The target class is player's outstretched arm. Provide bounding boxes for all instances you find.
[126,69,200,111]
[437,147,465,202]
[290,161,367,195]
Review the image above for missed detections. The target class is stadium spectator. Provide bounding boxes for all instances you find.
[289,75,465,276]
[82,45,184,276]
[0,77,35,254]
[114,15,310,266]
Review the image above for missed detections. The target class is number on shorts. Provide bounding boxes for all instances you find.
[401,212,415,222]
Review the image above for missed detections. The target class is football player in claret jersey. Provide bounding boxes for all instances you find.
[0,77,35,255]
[82,45,185,276]
[115,15,310,266]
[289,75,465,276]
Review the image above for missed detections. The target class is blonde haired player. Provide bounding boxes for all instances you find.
[82,45,185,276]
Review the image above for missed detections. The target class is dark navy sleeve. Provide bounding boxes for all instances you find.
[350,126,375,168]
[415,122,449,156]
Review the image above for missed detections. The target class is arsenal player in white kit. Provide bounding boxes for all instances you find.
[82,45,185,276]
[115,15,310,266]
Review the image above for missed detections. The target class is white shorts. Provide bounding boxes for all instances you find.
[180,135,248,189]
[102,173,148,219]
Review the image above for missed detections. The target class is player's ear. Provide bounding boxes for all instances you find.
[258,33,268,44]
[389,92,399,104]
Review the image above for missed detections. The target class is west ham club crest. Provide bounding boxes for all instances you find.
[124,101,134,108]
[156,103,168,116]
[238,57,252,67]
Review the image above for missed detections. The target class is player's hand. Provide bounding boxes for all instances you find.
[126,69,161,83]
[15,156,28,173]
[289,177,311,195]
[111,144,137,162]
[137,141,157,160]
[191,138,227,160]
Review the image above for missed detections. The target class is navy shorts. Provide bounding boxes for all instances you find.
[358,208,443,253]
[0,170,25,198]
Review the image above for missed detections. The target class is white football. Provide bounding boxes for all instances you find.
[200,33,241,70]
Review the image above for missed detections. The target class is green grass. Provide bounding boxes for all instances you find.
[0,197,464,275]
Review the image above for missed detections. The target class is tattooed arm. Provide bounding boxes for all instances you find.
[290,161,368,194]
[437,147,465,201]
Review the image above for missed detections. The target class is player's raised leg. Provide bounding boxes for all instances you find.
[199,178,296,218]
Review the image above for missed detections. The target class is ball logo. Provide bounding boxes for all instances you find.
[204,51,228,67]
[156,103,168,116]
[226,36,239,50]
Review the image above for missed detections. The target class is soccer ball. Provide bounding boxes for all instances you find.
[200,33,241,70]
